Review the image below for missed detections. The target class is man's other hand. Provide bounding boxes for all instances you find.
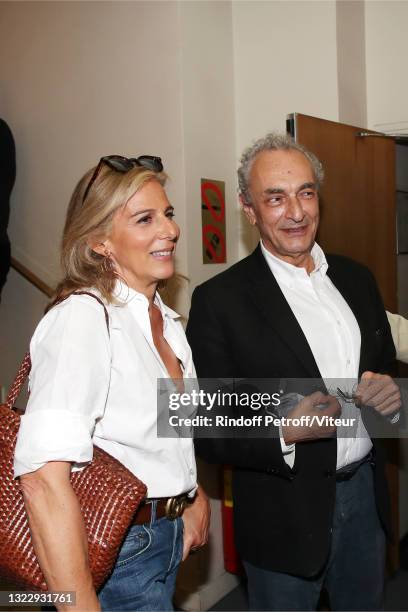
[355,371,401,416]
[282,392,341,445]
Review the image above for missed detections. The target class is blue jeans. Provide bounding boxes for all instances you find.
[244,462,386,611]
[98,501,184,611]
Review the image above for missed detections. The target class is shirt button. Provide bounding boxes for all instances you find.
[346,359,350,365]
[189,468,194,475]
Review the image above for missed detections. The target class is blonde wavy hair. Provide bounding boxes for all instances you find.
[51,162,167,306]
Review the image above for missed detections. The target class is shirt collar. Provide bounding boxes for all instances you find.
[113,280,180,320]
[260,240,328,287]
[155,292,181,320]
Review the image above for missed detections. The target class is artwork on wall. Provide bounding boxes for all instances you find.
[201,178,226,264]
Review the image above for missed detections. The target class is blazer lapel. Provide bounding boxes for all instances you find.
[244,245,321,378]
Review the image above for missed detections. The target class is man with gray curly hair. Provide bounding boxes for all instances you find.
[187,132,400,610]
[238,132,324,206]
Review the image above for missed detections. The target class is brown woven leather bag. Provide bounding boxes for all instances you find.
[0,292,147,591]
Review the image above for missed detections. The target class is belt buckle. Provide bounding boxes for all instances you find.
[165,495,188,520]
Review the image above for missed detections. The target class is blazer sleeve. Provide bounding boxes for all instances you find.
[187,283,295,478]
[367,268,396,375]
[360,267,405,432]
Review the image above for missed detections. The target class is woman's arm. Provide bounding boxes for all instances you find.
[181,484,211,560]
[20,461,100,612]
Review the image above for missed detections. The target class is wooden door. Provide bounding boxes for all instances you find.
[287,113,399,571]
[287,113,397,311]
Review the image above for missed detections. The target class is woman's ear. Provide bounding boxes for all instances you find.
[88,239,110,257]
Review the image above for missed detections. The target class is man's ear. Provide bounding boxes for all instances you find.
[240,196,257,227]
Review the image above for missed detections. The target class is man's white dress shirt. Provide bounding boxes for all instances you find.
[14,282,197,498]
[261,241,372,470]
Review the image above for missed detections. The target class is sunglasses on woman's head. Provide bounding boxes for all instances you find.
[82,155,164,204]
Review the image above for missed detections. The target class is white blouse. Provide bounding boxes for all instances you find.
[14,283,197,498]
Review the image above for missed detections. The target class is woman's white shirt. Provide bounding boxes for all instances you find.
[14,284,197,498]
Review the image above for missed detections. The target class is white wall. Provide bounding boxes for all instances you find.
[232,0,339,256]
[176,3,240,608]
[0,0,188,308]
[180,0,239,291]
[232,0,339,150]
[365,0,408,131]
[336,0,367,128]
[0,271,48,391]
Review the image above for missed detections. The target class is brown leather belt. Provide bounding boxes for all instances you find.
[132,495,190,525]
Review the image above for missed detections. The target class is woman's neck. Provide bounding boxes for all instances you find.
[118,275,158,307]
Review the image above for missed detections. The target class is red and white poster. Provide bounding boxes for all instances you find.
[201,179,227,264]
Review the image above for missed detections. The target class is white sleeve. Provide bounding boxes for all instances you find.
[14,295,111,477]
[387,311,408,364]
[279,422,296,468]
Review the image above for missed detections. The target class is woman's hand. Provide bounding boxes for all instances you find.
[181,484,211,560]
[20,461,100,611]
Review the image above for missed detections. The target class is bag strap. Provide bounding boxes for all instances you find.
[54,291,110,331]
[4,291,110,410]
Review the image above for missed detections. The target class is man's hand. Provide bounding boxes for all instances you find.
[355,371,401,416]
[282,392,341,445]
[181,484,211,561]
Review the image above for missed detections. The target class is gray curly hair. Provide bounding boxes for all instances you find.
[238,132,324,205]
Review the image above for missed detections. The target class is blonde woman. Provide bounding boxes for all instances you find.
[14,155,210,611]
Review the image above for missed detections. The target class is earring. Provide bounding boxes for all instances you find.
[101,258,113,275]
[101,247,114,275]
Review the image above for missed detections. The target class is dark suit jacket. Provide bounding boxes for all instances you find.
[186,245,396,576]
[0,118,16,295]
